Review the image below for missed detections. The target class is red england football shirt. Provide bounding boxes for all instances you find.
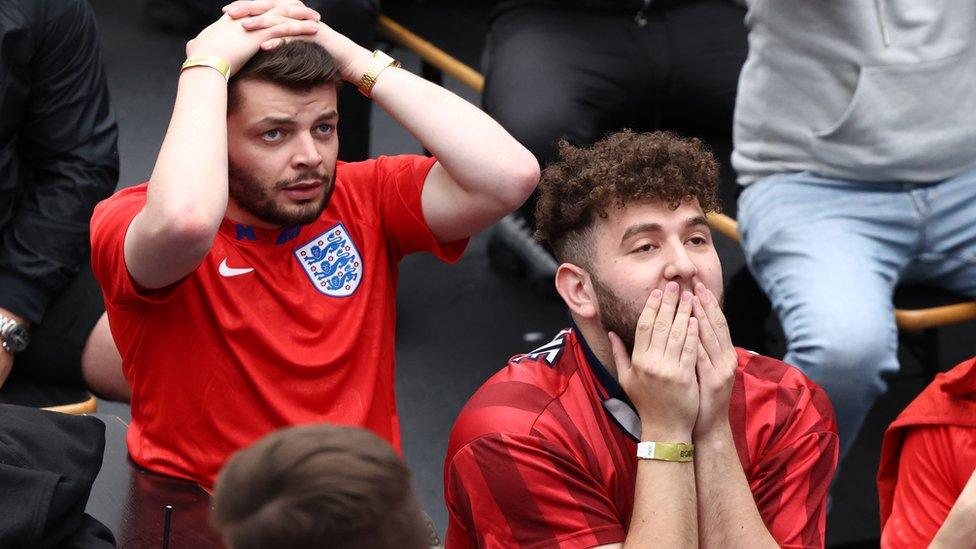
[91,155,465,489]
[444,328,838,549]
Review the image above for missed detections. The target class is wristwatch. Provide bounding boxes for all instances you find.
[0,313,30,353]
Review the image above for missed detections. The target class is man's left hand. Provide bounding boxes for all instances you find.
[691,282,738,440]
[222,0,372,82]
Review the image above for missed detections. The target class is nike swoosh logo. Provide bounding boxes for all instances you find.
[218,258,254,277]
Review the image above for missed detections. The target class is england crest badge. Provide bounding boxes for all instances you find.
[294,223,363,297]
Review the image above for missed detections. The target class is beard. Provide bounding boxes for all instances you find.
[227,160,335,227]
[591,273,642,355]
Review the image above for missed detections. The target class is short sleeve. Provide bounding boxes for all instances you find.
[372,155,468,261]
[445,433,624,549]
[881,426,976,549]
[89,189,178,308]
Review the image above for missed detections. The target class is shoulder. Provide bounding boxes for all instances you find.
[447,330,582,458]
[734,348,837,447]
[93,184,148,217]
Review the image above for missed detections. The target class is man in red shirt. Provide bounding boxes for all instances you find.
[878,356,976,548]
[90,0,538,488]
[444,130,838,548]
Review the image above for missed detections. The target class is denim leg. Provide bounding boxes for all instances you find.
[737,173,919,459]
[902,166,976,296]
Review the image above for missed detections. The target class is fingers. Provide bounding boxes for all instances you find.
[241,8,322,32]
[608,331,632,373]
[252,18,321,41]
[692,293,723,364]
[695,341,715,382]
[223,0,305,19]
[694,282,733,352]
[648,281,681,358]
[632,288,664,357]
[662,289,694,367]
[678,317,699,373]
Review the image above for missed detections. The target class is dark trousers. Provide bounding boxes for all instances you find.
[483,0,748,221]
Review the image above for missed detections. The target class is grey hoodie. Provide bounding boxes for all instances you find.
[732,0,976,185]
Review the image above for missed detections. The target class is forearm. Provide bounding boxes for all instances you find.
[625,454,698,548]
[695,425,777,548]
[324,30,536,205]
[145,68,230,232]
[930,477,976,549]
[126,68,230,288]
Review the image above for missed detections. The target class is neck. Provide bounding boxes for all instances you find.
[224,201,281,230]
[571,313,619,381]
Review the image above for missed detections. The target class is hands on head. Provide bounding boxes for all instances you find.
[609,281,738,442]
[184,1,369,82]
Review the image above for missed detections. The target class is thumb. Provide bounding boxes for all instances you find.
[608,331,631,372]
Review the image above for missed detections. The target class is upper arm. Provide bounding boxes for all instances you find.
[368,156,467,260]
[421,161,534,243]
[882,426,971,549]
[445,433,625,549]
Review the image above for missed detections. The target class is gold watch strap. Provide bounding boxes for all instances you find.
[636,441,694,462]
[357,50,401,97]
[181,54,231,82]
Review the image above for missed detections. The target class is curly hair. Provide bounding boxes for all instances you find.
[534,130,720,265]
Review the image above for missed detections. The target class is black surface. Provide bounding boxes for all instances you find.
[86,414,223,548]
[0,378,90,408]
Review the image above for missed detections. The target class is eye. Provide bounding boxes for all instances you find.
[633,243,657,253]
[314,123,335,136]
[687,235,709,246]
[262,129,284,142]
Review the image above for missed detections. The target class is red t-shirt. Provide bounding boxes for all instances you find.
[878,357,976,548]
[444,328,838,549]
[91,155,465,489]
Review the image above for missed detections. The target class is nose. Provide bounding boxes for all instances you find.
[292,133,323,170]
[662,241,697,284]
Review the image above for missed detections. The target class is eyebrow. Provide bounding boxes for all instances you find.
[619,216,710,243]
[252,109,338,128]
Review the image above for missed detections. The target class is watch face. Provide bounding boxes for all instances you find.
[5,325,30,353]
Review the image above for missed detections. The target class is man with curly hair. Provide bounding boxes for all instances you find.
[444,130,838,548]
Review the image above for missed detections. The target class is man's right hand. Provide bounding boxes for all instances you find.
[609,281,700,441]
[185,3,322,79]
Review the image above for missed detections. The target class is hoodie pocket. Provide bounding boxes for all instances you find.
[810,48,976,181]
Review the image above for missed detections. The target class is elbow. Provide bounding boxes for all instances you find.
[145,205,220,254]
[502,153,541,212]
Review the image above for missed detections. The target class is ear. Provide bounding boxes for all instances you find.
[555,263,598,320]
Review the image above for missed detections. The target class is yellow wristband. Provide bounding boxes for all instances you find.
[181,54,231,82]
[636,441,694,462]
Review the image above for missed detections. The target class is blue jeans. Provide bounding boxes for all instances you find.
[738,168,976,459]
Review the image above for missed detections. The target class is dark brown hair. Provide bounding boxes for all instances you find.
[228,41,339,111]
[534,129,721,265]
[212,424,430,549]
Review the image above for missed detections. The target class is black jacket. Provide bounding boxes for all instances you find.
[0,0,119,324]
[0,404,115,548]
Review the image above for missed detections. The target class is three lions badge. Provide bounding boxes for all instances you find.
[295,223,363,297]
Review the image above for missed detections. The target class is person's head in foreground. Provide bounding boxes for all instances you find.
[535,128,722,354]
[212,424,430,549]
[226,40,340,229]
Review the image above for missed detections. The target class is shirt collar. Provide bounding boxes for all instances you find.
[572,321,642,442]
[220,219,302,245]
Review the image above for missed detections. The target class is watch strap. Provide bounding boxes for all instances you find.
[357,50,400,97]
